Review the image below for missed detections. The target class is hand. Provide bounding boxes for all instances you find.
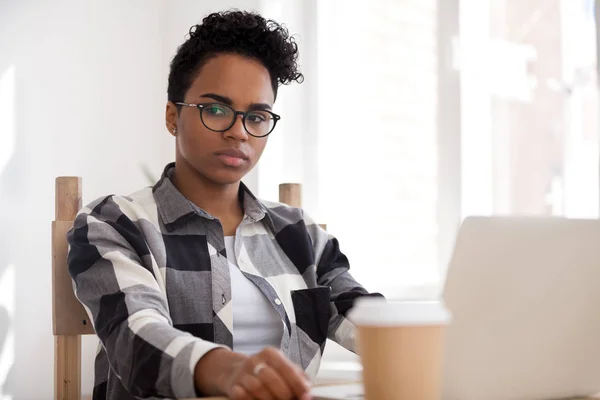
[194,346,312,400]
[223,347,312,400]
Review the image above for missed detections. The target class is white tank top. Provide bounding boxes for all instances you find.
[224,236,283,355]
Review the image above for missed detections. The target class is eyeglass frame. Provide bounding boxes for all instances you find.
[175,102,281,138]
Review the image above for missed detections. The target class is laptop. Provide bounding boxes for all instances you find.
[313,216,600,400]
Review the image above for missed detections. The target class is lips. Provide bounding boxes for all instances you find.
[215,148,249,167]
[216,148,249,159]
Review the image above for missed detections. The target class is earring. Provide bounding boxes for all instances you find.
[173,127,177,134]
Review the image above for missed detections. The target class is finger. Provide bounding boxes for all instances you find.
[291,363,313,389]
[254,364,294,400]
[240,374,274,400]
[231,384,252,400]
[262,348,310,398]
[295,364,312,383]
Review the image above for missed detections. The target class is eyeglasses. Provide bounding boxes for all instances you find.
[175,102,281,138]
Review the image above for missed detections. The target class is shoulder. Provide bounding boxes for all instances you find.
[68,187,157,254]
[260,199,304,224]
[259,198,326,240]
[75,187,157,227]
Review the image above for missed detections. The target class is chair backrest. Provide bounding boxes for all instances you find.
[52,179,320,400]
[53,177,95,400]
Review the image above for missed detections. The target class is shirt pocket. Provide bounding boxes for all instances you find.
[291,286,332,348]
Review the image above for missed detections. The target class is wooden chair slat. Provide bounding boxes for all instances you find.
[55,335,82,400]
[52,220,94,336]
[279,183,302,208]
[54,177,87,400]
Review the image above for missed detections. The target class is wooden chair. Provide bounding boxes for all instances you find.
[52,178,315,400]
[52,177,95,400]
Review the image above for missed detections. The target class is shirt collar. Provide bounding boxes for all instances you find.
[153,162,271,231]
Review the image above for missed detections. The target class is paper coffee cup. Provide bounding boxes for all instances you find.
[348,297,452,400]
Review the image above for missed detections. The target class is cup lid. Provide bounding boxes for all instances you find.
[348,297,452,326]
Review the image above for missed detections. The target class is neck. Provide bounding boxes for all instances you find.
[172,160,243,221]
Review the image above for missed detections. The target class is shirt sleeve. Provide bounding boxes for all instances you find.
[67,195,226,399]
[302,212,384,352]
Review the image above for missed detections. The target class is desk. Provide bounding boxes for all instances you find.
[188,396,600,400]
[186,380,358,400]
[187,396,600,399]
[181,376,600,400]
[185,385,600,400]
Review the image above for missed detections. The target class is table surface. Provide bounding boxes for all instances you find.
[185,396,600,399]
[183,380,357,400]
[181,381,600,400]
[182,381,600,400]
[186,396,600,399]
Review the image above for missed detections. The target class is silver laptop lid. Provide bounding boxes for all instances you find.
[443,216,600,400]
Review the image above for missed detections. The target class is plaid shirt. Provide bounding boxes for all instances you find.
[67,163,380,400]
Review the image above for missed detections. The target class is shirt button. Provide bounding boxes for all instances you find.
[222,294,226,305]
[274,298,282,306]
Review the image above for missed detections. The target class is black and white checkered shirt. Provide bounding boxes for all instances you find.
[67,163,381,400]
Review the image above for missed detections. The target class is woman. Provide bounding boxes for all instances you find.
[68,10,380,400]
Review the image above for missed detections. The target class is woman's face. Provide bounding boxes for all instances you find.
[167,53,274,185]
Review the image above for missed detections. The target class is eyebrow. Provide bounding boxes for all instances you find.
[199,93,272,111]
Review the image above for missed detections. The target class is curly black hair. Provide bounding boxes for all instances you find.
[167,10,303,105]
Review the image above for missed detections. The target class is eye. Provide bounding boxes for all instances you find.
[204,104,229,116]
[246,111,269,124]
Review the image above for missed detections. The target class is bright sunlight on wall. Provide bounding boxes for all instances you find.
[0,66,15,175]
[0,66,16,400]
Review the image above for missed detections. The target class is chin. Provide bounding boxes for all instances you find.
[204,169,247,185]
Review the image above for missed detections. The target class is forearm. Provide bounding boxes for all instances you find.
[194,348,248,395]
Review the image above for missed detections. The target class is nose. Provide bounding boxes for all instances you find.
[224,113,249,141]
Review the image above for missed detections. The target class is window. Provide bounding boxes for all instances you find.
[459,0,599,219]
[315,0,598,299]
[317,0,440,297]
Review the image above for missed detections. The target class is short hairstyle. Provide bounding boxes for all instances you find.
[167,10,304,104]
